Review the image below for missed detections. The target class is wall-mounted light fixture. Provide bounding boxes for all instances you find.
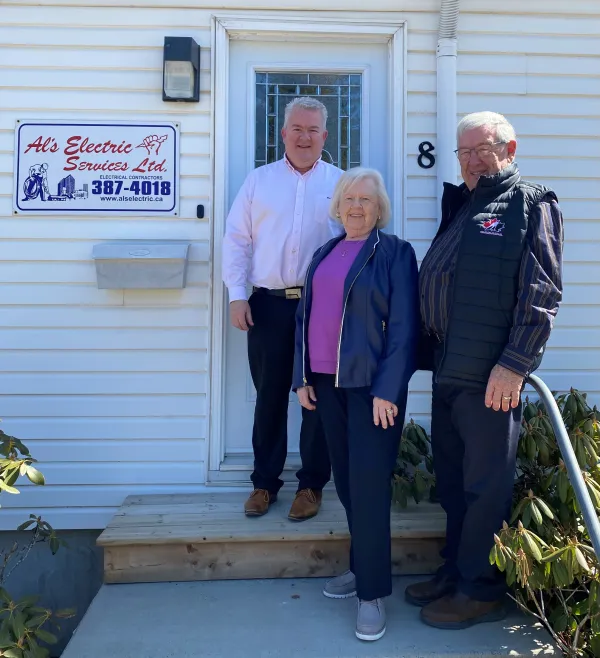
[163,36,200,102]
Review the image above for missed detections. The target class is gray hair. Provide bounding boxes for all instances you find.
[283,97,328,129]
[457,111,517,144]
[330,167,391,229]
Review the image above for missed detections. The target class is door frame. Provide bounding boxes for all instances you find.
[207,13,407,480]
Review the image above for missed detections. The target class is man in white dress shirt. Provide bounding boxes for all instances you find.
[223,97,343,520]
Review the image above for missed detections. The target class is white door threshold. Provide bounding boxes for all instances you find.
[220,452,301,471]
[208,452,303,483]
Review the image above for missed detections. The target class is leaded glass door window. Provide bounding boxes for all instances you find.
[255,72,362,170]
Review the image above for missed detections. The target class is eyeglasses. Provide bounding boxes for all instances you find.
[454,142,506,162]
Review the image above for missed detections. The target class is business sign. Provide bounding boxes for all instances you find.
[14,121,180,215]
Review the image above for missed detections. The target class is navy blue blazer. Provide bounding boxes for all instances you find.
[293,228,419,404]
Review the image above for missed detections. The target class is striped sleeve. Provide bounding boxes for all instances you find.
[498,197,564,377]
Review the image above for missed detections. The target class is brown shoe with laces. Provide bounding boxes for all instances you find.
[420,592,506,630]
[244,489,277,517]
[405,573,457,607]
[288,488,322,521]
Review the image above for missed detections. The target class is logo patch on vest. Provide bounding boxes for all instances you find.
[479,217,505,236]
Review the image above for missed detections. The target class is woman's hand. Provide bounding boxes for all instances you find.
[297,386,317,411]
[373,397,398,429]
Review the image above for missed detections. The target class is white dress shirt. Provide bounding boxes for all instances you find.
[222,156,344,302]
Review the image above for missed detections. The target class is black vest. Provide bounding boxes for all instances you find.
[433,163,556,388]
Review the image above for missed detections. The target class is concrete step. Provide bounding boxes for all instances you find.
[62,577,555,658]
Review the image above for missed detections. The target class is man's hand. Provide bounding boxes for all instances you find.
[297,386,317,411]
[373,397,398,429]
[485,364,524,412]
[230,300,254,331]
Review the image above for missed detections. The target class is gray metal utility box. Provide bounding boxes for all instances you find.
[92,242,191,289]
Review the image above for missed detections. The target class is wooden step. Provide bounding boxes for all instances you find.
[98,490,446,584]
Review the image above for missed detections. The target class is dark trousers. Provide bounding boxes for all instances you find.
[431,378,521,602]
[313,373,406,600]
[247,290,330,494]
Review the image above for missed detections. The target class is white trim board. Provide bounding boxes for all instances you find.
[208,14,407,482]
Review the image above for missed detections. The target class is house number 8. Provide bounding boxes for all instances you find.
[417,141,436,169]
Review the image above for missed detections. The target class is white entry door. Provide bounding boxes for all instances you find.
[218,28,402,473]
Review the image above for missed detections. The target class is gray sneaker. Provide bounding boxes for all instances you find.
[356,598,386,641]
[322,570,357,599]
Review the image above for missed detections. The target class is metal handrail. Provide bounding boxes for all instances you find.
[527,374,600,557]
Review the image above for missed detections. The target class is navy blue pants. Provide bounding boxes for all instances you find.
[313,373,406,600]
[248,291,331,494]
[431,379,521,601]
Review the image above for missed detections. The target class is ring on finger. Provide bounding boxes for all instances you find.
[502,395,512,401]
[386,408,394,415]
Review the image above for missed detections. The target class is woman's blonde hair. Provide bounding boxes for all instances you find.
[330,167,391,229]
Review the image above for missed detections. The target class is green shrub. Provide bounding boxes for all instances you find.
[392,419,435,508]
[0,428,74,658]
[492,389,600,657]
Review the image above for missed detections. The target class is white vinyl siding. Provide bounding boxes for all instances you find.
[0,4,214,529]
[405,5,600,427]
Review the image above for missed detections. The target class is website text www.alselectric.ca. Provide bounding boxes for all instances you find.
[100,195,164,202]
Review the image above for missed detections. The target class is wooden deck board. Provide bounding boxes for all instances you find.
[98,491,445,546]
[102,537,445,584]
[99,491,446,583]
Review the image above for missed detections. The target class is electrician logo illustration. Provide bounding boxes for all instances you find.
[137,134,168,156]
[21,164,87,203]
[22,163,50,201]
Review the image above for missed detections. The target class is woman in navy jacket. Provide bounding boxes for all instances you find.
[293,168,419,641]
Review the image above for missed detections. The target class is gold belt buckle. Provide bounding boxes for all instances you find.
[285,288,301,300]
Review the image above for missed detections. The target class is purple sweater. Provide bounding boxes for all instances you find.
[308,239,366,374]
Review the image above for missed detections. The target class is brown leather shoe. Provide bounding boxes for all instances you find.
[244,489,277,517]
[420,592,506,630]
[288,488,322,521]
[405,574,456,607]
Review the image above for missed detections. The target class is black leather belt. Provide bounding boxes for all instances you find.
[253,286,303,300]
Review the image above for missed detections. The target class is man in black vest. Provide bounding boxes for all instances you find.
[406,111,564,629]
